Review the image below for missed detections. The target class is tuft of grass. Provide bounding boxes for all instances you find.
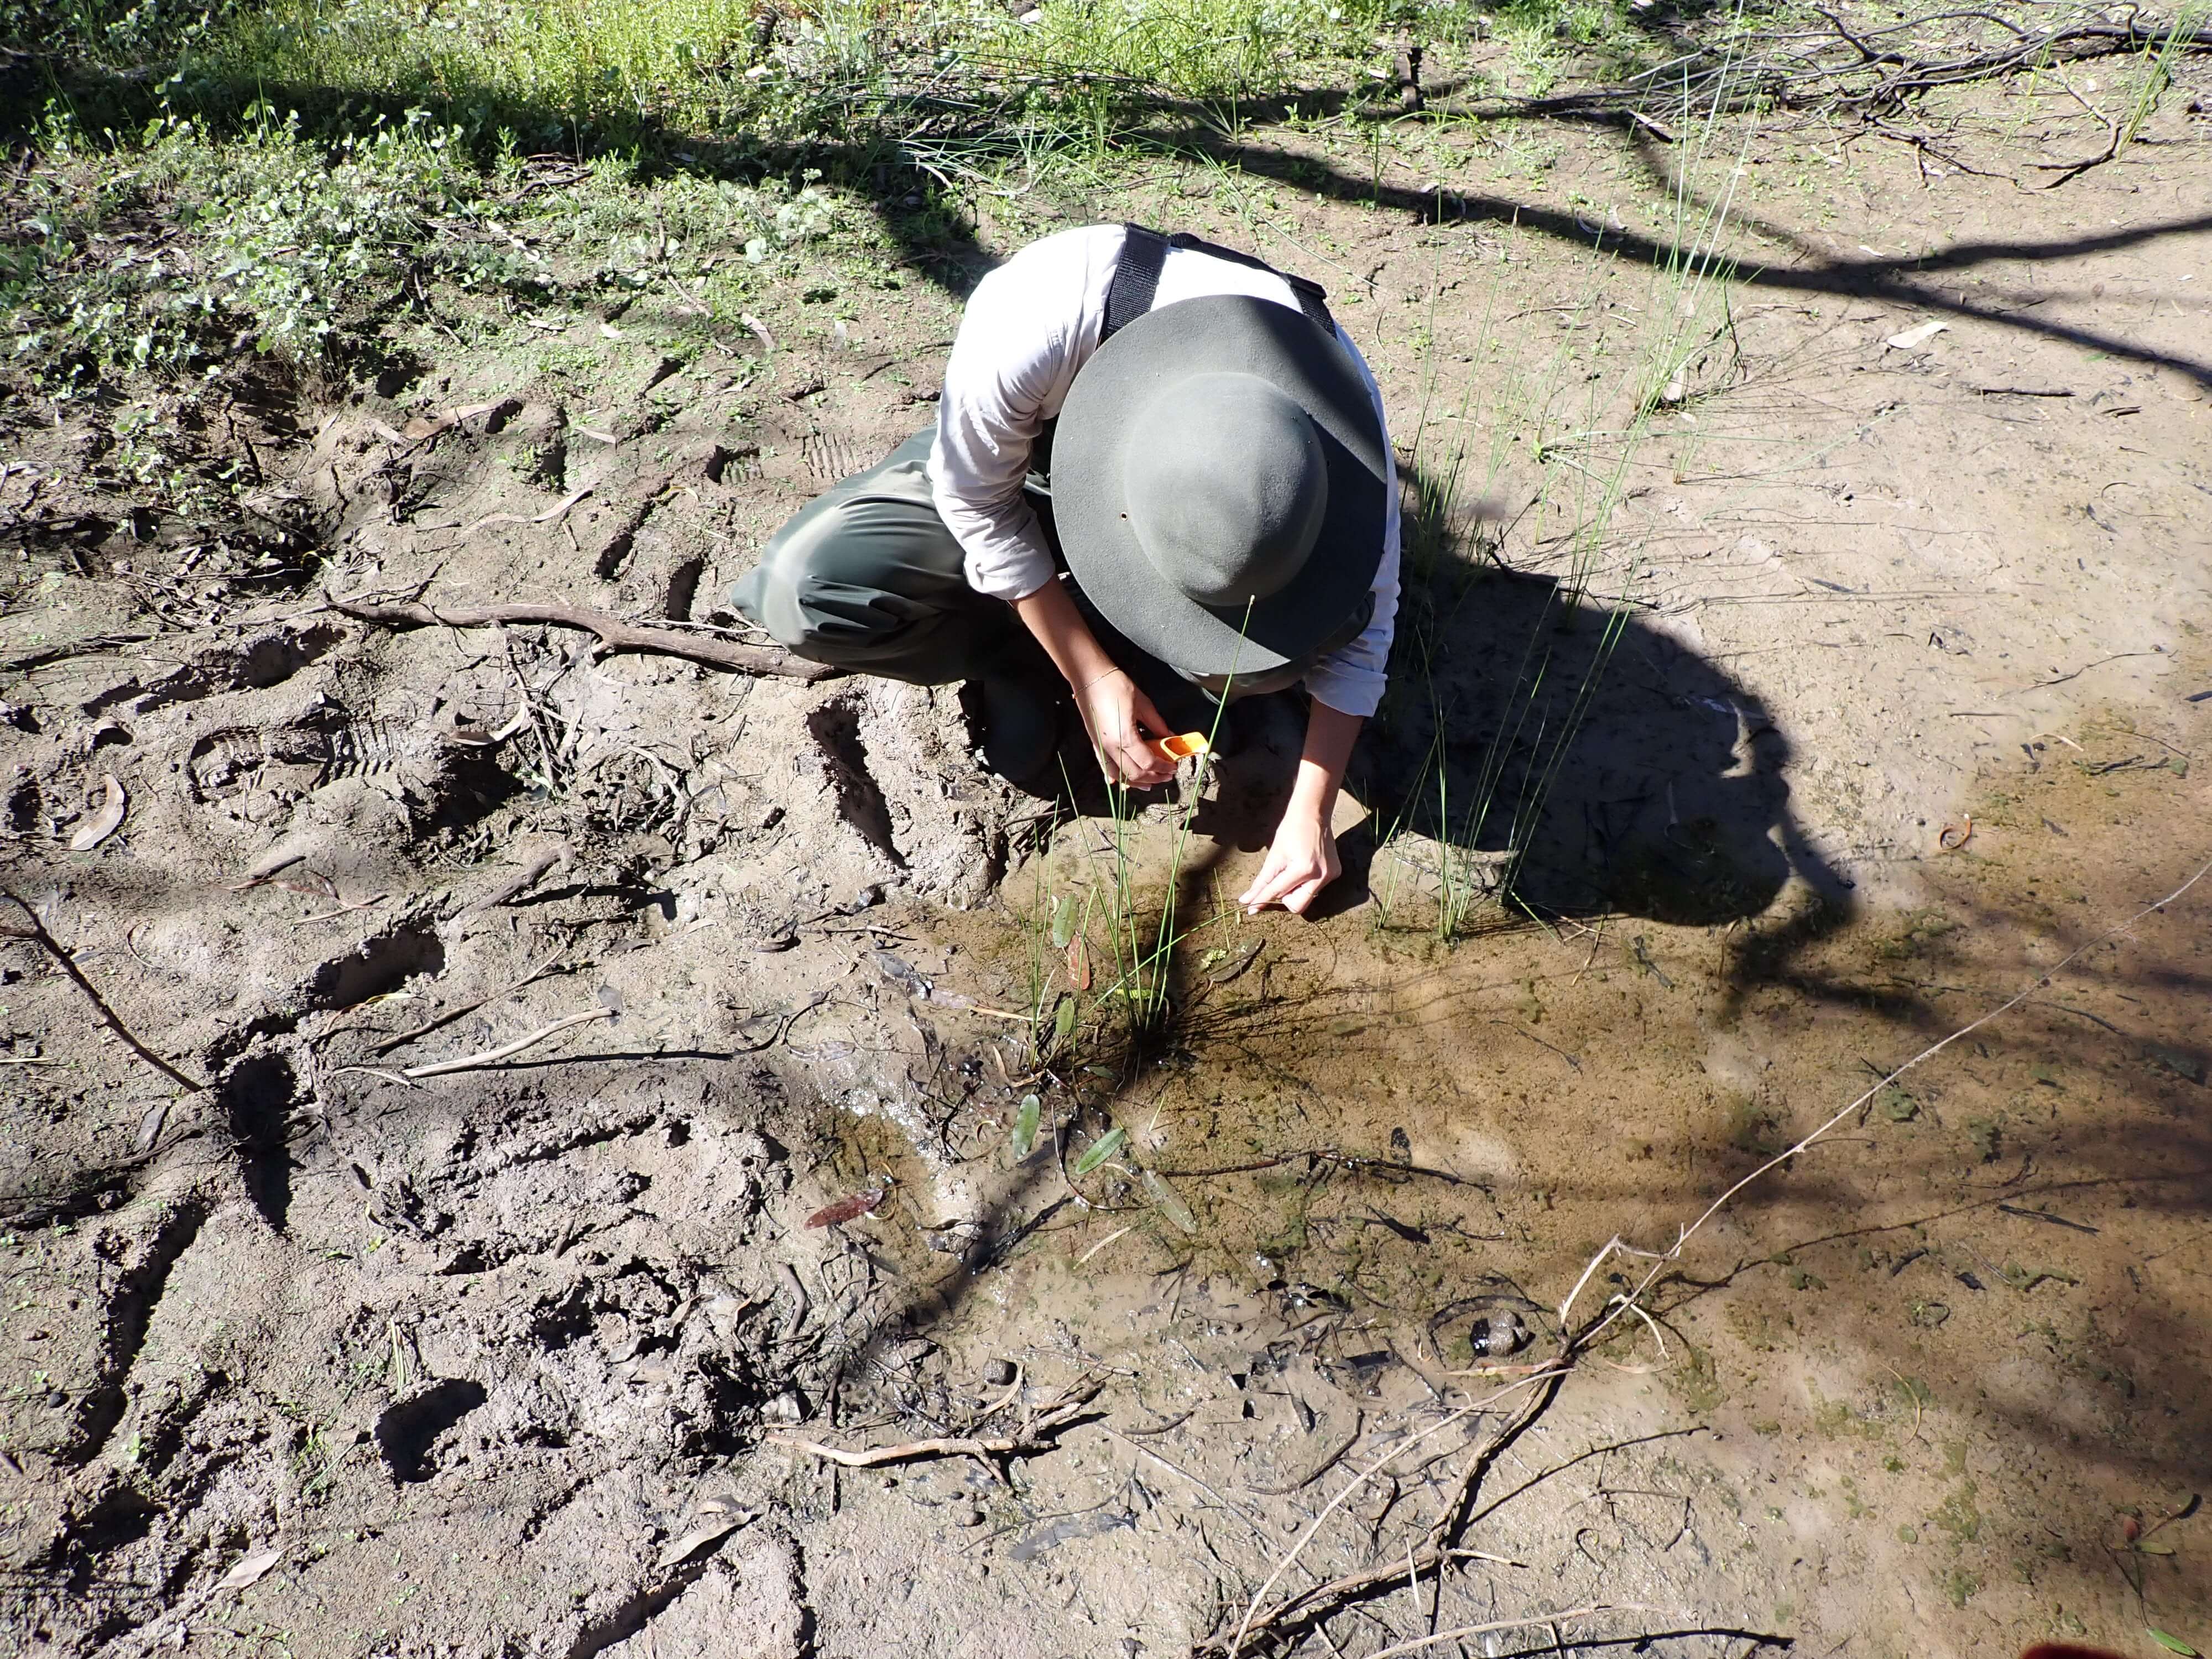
[11,0,1632,160]
[1366,18,1761,940]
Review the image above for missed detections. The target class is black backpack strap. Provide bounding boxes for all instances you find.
[1104,223,1338,342]
[1164,231,1338,338]
[1103,223,1170,343]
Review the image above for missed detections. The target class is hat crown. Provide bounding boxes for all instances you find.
[1120,372,1328,609]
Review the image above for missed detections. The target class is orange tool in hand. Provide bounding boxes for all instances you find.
[1152,732,1211,762]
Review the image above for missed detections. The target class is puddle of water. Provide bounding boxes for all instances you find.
[817,719,2211,1647]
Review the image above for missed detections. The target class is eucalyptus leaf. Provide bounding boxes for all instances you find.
[2148,1631,2199,1658]
[1049,895,1076,950]
[1073,1127,1125,1177]
[1011,1094,1041,1160]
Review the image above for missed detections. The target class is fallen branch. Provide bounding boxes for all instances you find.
[767,1378,1101,1470]
[1,891,204,1093]
[1411,5,2212,126]
[330,593,838,682]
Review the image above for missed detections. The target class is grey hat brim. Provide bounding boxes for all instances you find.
[1053,294,1387,680]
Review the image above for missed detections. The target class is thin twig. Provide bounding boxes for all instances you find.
[299,893,390,924]
[1243,1411,1365,1496]
[1,892,203,1093]
[397,1008,614,1079]
[465,841,575,914]
[1563,850,2212,1353]
[369,946,568,1056]
[1358,1606,1658,1659]
[770,1379,1099,1469]
[1219,1369,1567,1654]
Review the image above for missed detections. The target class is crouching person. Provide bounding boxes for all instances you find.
[730,225,1399,916]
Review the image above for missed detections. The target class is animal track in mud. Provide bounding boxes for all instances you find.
[69,1198,207,1464]
[88,624,346,718]
[307,923,444,1010]
[218,1053,299,1230]
[375,1378,490,1483]
[804,698,904,868]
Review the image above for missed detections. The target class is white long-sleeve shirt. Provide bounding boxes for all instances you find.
[929,224,1400,719]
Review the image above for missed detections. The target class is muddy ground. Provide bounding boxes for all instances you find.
[2,73,2209,1659]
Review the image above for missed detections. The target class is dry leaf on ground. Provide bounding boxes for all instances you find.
[68,775,127,851]
[216,1547,282,1591]
[1884,320,1949,351]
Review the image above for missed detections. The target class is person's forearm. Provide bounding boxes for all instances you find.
[1289,698,1362,824]
[1011,578,1118,693]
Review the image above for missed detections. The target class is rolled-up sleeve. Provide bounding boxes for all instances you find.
[1301,331,1400,720]
[929,234,1104,603]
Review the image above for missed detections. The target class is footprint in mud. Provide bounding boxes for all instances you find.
[801,431,864,483]
[375,1378,489,1483]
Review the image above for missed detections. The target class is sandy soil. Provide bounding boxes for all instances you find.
[2,76,2208,1659]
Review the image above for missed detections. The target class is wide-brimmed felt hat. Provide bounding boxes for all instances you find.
[1052,293,1386,680]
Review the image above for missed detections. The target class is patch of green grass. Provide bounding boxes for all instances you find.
[15,0,1610,150]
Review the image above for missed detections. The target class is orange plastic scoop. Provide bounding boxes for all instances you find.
[1153,731,1211,761]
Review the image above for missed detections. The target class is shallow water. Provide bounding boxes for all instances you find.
[821,722,2211,1652]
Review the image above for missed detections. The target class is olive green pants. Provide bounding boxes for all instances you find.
[728,427,1044,686]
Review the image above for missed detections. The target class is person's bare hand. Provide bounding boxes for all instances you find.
[1076,668,1176,787]
[1239,809,1340,916]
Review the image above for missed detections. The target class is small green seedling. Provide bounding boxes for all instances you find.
[1010,1094,1041,1160]
[1073,1128,1125,1177]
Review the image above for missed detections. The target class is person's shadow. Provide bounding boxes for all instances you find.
[1186,561,1853,932]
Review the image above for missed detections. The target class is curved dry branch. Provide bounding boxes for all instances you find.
[328,593,839,682]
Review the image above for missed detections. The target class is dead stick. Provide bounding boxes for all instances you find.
[1219,1369,1564,1655]
[1358,1606,1660,1659]
[0,891,204,1093]
[299,893,389,924]
[400,1008,613,1079]
[1242,1412,1365,1496]
[766,1431,1052,1469]
[769,1384,1098,1469]
[330,593,838,682]
[466,842,573,913]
